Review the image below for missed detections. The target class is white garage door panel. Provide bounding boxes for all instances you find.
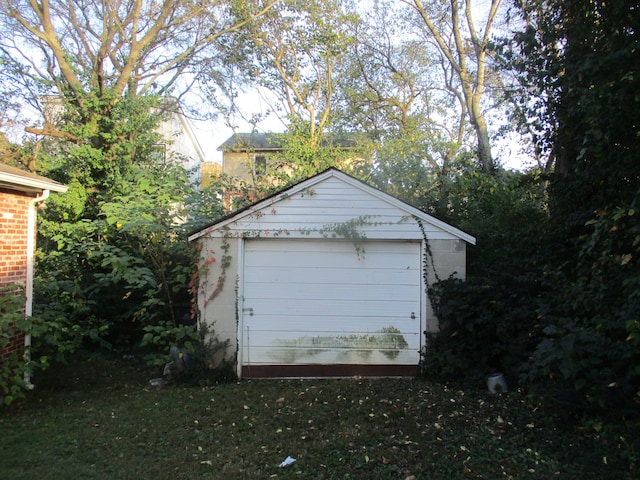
[247,247,417,267]
[242,239,421,366]
[247,297,416,315]
[245,268,417,288]
[246,283,418,302]
[246,316,420,336]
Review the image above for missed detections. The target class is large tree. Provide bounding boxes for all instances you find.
[0,0,278,146]
[399,0,503,172]
[215,0,370,185]
[233,0,356,143]
[512,0,639,215]
[327,0,512,214]
[0,1,280,363]
[507,0,640,409]
[0,0,282,215]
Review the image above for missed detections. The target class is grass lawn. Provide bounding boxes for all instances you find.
[1,356,637,479]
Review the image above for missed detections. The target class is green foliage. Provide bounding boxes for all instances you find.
[505,0,640,411]
[140,321,200,368]
[419,167,549,385]
[0,351,24,406]
[140,321,233,385]
[0,285,28,405]
[264,122,372,188]
[34,161,200,354]
[527,205,640,410]
[185,173,244,228]
[370,134,455,213]
[384,158,552,391]
[28,93,215,359]
[190,322,235,384]
[0,284,66,405]
[31,269,112,357]
[422,270,546,385]
[232,0,355,142]
[435,165,546,232]
[40,94,165,205]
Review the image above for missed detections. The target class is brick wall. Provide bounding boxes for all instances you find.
[0,188,30,360]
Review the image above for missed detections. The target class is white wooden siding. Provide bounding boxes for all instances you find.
[241,239,422,367]
[194,175,467,242]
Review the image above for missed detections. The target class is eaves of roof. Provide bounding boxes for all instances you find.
[0,163,68,194]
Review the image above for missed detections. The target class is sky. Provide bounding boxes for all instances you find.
[189,90,283,165]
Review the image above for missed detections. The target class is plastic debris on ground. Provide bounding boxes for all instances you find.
[279,456,296,468]
[149,378,166,388]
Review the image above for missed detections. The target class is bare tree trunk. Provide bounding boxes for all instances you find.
[404,0,501,172]
[472,109,494,172]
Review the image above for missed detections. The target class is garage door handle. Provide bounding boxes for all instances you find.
[411,312,416,319]
[243,308,254,316]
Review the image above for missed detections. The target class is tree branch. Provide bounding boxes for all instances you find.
[25,125,80,143]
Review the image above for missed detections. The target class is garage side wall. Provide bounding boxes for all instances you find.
[423,239,467,333]
[196,236,241,363]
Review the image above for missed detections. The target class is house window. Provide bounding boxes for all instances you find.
[151,144,167,163]
[254,155,267,176]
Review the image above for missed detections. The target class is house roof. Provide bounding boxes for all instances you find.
[188,168,476,245]
[0,163,68,194]
[218,132,360,152]
[218,132,283,152]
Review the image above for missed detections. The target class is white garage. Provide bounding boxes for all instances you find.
[189,169,475,378]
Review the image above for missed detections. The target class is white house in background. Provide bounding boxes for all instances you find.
[218,132,362,183]
[154,98,206,184]
[189,168,475,379]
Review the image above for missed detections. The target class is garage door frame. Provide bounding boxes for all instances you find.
[237,238,426,378]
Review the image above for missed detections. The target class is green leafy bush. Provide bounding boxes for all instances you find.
[0,285,29,405]
[31,277,111,364]
[34,161,201,354]
[140,321,200,368]
[421,273,544,385]
[419,168,549,386]
[140,321,234,385]
[527,205,640,411]
[0,285,63,405]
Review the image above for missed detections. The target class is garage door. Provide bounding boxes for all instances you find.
[241,239,422,376]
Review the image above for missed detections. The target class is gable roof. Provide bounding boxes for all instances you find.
[0,163,68,194]
[218,132,360,152]
[189,168,475,245]
[218,132,283,152]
